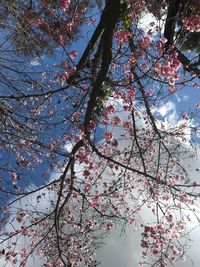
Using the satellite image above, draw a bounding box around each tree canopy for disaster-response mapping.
[0,0,200,266]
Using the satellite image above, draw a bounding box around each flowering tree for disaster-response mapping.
[0,0,200,266]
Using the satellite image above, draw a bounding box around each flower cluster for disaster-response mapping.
[115,30,131,44]
[182,15,200,32]
[60,0,71,11]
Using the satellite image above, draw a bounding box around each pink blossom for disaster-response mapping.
[111,116,122,125]
[115,30,131,43]
[104,131,113,140]
[107,220,114,230]
[83,169,90,177]
[128,86,135,100]
[85,184,91,192]
[10,172,17,180]
[66,21,75,33]
[57,35,65,46]
[16,211,27,223]
[88,17,96,25]
[139,37,150,49]
[72,111,81,121]
[165,214,173,223]
[60,0,71,11]
[111,139,119,147]
[182,15,200,32]
[104,104,115,115]
[69,50,78,59]
[60,71,69,85]
[124,121,132,129]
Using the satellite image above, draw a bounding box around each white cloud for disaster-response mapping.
[63,142,73,153]
[29,59,40,66]
[157,101,176,117]
[138,9,165,37]
[96,225,142,267]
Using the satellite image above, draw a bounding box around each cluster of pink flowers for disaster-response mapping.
[16,152,29,167]
[167,174,182,186]
[153,51,181,91]
[71,111,81,122]
[127,86,135,101]
[104,131,113,141]
[106,220,114,230]
[57,35,65,46]
[139,37,151,50]
[60,0,71,11]
[69,50,78,59]
[10,172,17,180]
[66,21,75,33]
[131,0,146,19]
[103,104,116,117]
[84,183,92,192]
[155,38,167,56]
[182,15,200,32]
[111,116,122,125]
[60,66,76,85]
[89,195,101,208]
[115,30,131,44]
[141,221,186,265]
[15,211,27,223]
